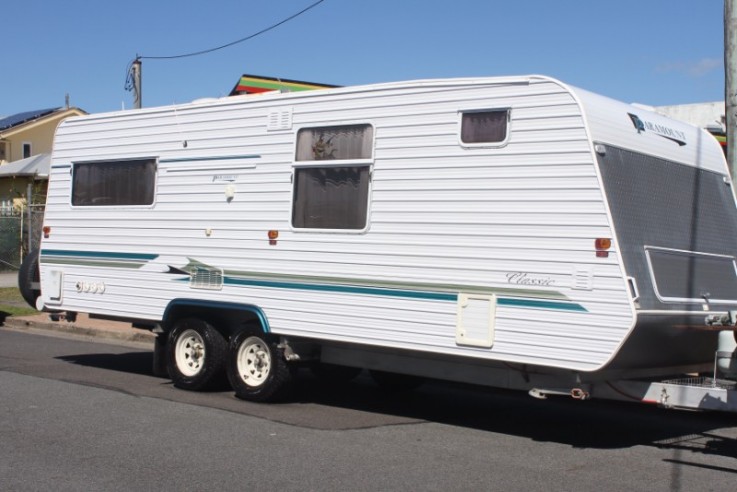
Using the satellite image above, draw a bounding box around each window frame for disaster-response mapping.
[290,122,375,233]
[645,246,737,304]
[70,157,158,208]
[458,108,511,148]
[22,142,32,159]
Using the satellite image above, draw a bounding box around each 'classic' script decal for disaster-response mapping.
[506,272,555,286]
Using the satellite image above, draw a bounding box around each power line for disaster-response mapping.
[140,0,326,60]
[125,1,326,107]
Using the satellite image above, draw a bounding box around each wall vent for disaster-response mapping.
[267,108,293,131]
[572,266,593,291]
[190,266,224,290]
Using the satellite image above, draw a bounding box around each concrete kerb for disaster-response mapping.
[2,312,156,346]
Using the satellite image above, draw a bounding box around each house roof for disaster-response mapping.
[0,108,60,131]
[0,153,50,179]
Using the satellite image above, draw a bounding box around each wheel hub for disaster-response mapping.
[238,337,271,387]
[175,329,206,377]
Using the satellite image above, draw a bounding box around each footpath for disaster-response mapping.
[3,312,156,344]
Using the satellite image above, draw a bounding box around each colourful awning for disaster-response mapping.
[229,74,338,96]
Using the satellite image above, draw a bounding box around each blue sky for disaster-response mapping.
[2,0,726,116]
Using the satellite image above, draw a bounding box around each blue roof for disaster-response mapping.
[0,108,60,131]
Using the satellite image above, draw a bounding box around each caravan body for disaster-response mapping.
[38,75,737,396]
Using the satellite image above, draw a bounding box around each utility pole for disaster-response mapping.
[726,0,737,180]
[131,57,142,109]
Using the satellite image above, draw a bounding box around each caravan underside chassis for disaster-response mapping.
[145,305,737,412]
[322,346,737,413]
[528,377,737,412]
[595,377,737,412]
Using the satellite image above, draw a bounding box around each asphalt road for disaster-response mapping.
[1,327,736,491]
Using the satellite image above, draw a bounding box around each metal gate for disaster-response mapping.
[0,188,45,272]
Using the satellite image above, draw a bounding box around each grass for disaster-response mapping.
[0,287,41,317]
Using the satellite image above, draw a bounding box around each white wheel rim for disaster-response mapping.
[236,337,271,388]
[175,329,205,377]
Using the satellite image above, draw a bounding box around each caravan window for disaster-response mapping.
[292,124,373,230]
[292,165,370,230]
[460,109,510,145]
[72,159,156,206]
[296,124,373,161]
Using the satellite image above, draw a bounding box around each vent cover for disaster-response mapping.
[267,108,293,131]
[190,266,224,290]
[572,266,593,291]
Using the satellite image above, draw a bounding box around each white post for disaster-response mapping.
[726,0,737,181]
[132,58,142,109]
[26,183,32,257]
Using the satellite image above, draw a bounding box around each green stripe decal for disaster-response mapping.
[41,250,158,261]
[40,250,159,269]
[220,276,587,312]
[498,297,587,312]
[37,250,587,312]
[225,276,457,302]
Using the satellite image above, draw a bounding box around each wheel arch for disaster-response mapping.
[162,299,270,339]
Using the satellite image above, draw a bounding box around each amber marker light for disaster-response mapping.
[43,226,51,238]
[268,230,279,245]
[595,238,611,258]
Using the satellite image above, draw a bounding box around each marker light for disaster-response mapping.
[43,226,51,238]
[595,238,611,258]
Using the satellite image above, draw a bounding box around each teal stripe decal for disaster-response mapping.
[40,250,158,261]
[51,164,72,169]
[159,155,260,163]
[225,276,457,302]
[498,297,588,312]
[221,276,587,312]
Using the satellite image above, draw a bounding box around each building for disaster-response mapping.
[656,101,726,155]
[0,107,86,165]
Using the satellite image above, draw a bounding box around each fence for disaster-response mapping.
[0,197,44,272]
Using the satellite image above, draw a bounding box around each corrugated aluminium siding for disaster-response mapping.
[43,77,633,371]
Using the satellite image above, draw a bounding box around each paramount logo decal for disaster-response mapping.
[628,113,687,146]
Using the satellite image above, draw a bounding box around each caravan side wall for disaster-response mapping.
[41,77,636,374]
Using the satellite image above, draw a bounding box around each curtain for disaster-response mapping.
[296,125,373,161]
[461,110,508,144]
[292,165,370,229]
[72,159,155,206]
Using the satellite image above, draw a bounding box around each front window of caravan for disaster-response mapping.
[292,124,373,230]
[72,159,156,206]
[460,109,510,145]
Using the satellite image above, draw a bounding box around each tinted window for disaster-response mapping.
[461,110,509,144]
[72,159,156,206]
[292,165,370,229]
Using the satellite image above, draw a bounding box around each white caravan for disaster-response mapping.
[25,75,737,409]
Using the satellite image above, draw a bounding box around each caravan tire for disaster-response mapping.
[227,331,293,402]
[18,249,41,309]
[167,318,227,391]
